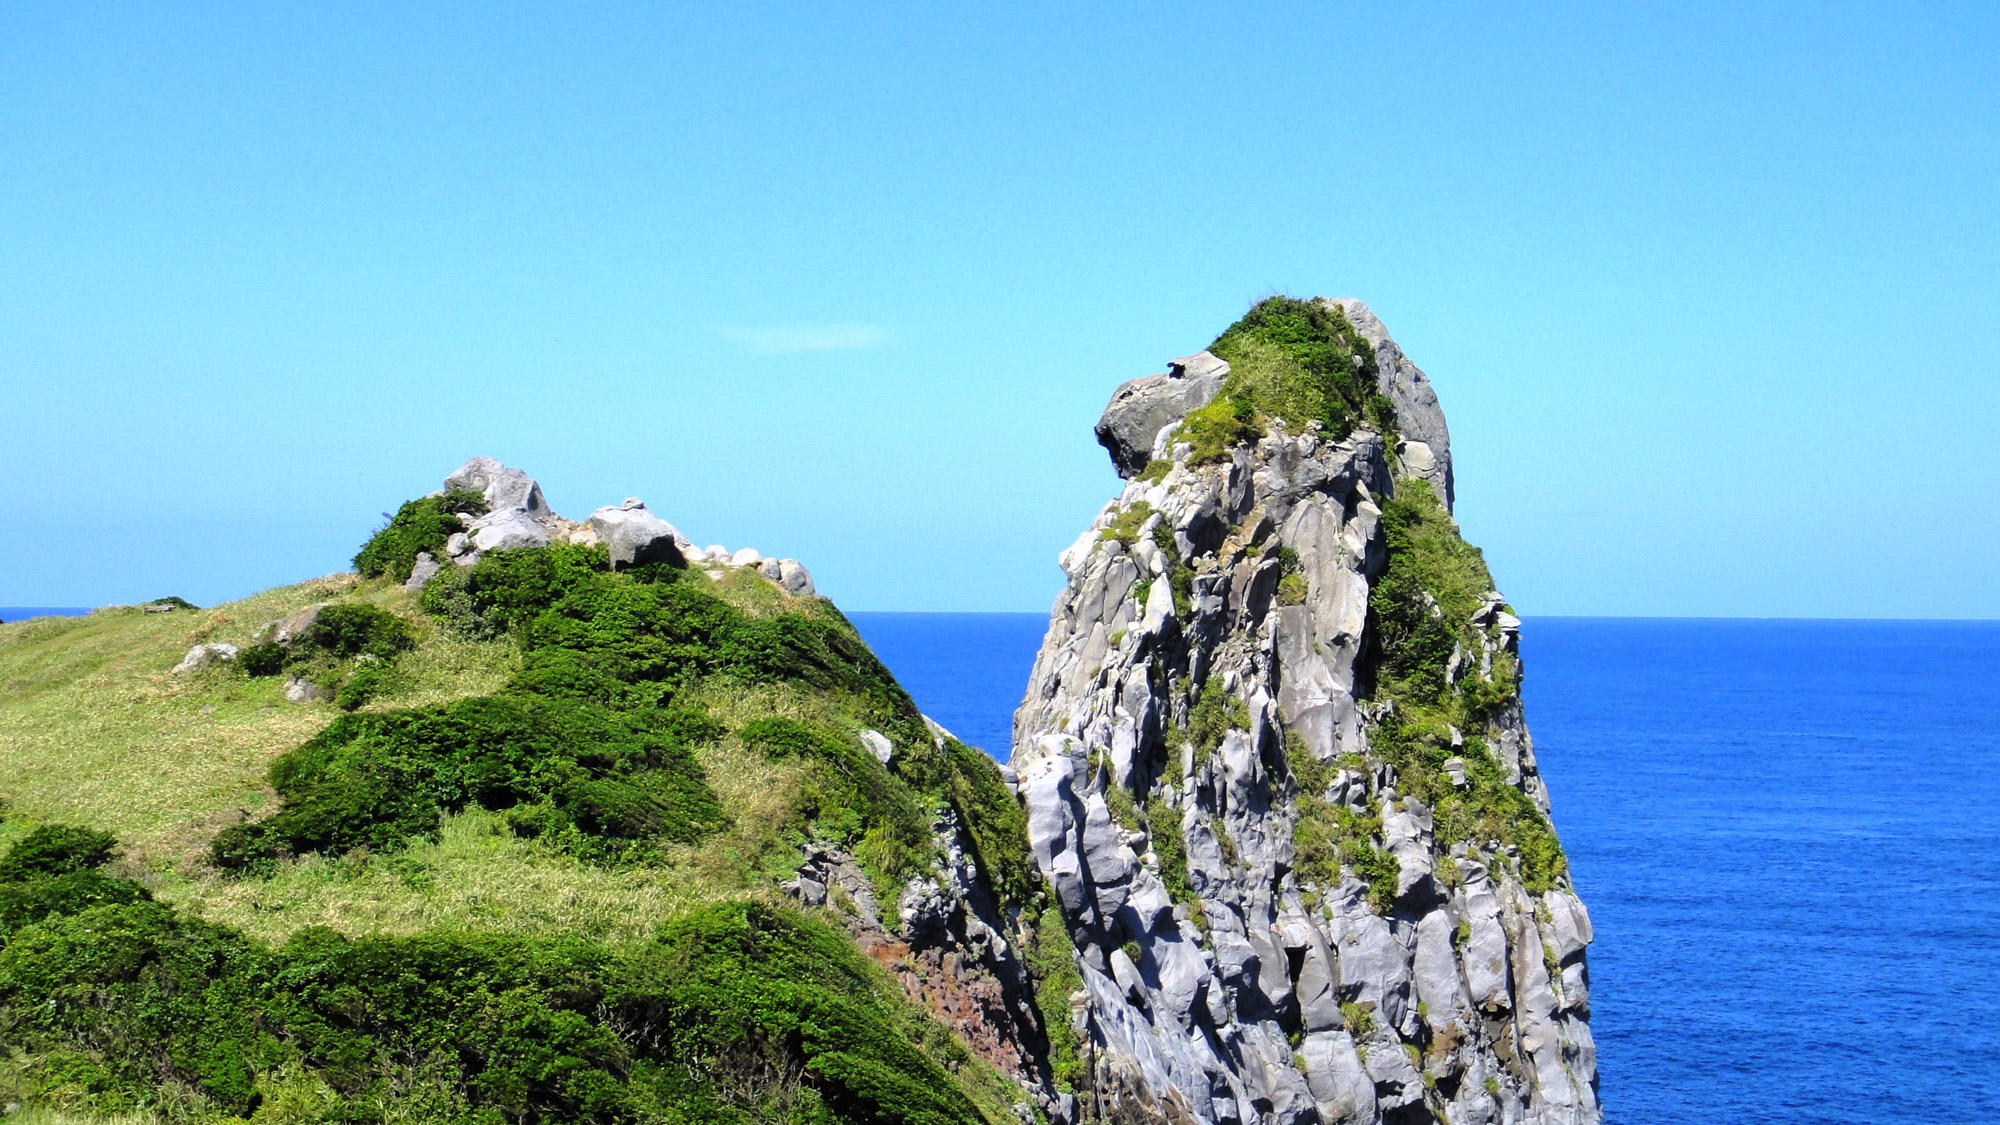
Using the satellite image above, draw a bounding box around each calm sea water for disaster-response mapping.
[0,607,92,624]
[851,613,2000,1124]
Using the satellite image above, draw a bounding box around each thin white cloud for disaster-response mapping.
[717,323,891,355]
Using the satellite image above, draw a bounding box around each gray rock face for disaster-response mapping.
[587,498,689,569]
[404,552,441,590]
[1323,298,1455,509]
[1014,302,1597,1125]
[1096,352,1231,478]
[172,643,238,673]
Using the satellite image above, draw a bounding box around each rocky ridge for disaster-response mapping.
[1015,299,1598,1125]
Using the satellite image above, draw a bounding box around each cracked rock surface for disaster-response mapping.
[1013,299,1598,1125]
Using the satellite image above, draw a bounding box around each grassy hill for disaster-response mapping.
[0,513,1048,1124]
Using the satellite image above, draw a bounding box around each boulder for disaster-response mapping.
[469,509,551,554]
[778,559,815,597]
[730,547,762,567]
[1094,351,1230,477]
[859,729,894,765]
[268,603,326,645]
[404,552,441,590]
[172,643,238,673]
[587,499,688,569]
[283,676,328,704]
[446,456,554,520]
[758,558,784,582]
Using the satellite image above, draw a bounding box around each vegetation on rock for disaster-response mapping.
[1189,296,1395,457]
[352,488,489,581]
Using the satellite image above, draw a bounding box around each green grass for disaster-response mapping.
[0,493,1051,1124]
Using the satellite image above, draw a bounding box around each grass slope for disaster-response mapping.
[0,516,1038,1124]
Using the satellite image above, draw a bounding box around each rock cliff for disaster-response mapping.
[1014,298,1597,1125]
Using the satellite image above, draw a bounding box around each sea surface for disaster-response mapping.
[851,613,2000,1124]
[0,607,92,624]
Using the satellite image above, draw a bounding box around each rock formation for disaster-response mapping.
[429,455,814,593]
[1014,299,1597,1125]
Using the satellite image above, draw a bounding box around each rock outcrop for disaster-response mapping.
[426,457,813,594]
[1014,299,1597,1125]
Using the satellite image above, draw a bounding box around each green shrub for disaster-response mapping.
[0,870,152,935]
[298,603,415,661]
[333,659,396,711]
[740,717,936,902]
[239,641,286,677]
[1178,394,1264,466]
[143,595,200,611]
[1136,459,1173,483]
[1146,796,1196,910]
[1026,906,1086,1093]
[0,824,119,879]
[352,489,488,581]
[211,693,725,870]
[1098,501,1156,546]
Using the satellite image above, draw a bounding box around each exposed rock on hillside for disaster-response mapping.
[1015,298,1597,1125]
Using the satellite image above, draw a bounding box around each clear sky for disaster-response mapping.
[3,2,1995,616]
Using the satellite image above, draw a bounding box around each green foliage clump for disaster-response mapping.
[1136,459,1173,483]
[1363,477,1567,893]
[0,825,118,880]
[210,693,725,871]
[1178,394,1265,466]
[1,839,1013,1125]
[1098,501,1156,546]
[352,489,488,581]
[297,603,416,661]
[1184,677,1247,767]
[1277,546,1307,606]
[1026,906,1086,1093]
[1340,1001,1376,1037]
[1146,796,1195,910]
[234,604,418,709]
[1286,733,1399,911]
[237,640,286,677]
[739,716,935,902]
[143,595,201,611]
[1207,296,1393,442]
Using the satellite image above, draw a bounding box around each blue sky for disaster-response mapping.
[3,2,1995,616]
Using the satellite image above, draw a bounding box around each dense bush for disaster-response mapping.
[297,603,416,661]
[210,693,725,870]
[238,641,286,677]
[1,830,1012,1125]
[0,824,118,879]
[352,488,488,581]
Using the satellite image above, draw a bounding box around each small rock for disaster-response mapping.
[283,676,328,704]
[860,730,894,765]
[200,704,216,716]
[1443,757,1468,787]
[704,544,728,560]
[445,532,472,558]
[404,552,441,590]
[172,643,239,673]
[270,603,326,645]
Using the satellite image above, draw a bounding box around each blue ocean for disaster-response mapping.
[850,613,2000,1124]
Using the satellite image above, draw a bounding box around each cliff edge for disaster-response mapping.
[1018,297,1597,1125]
